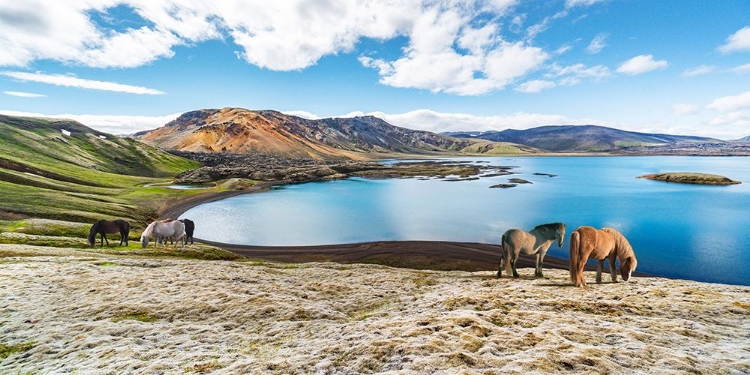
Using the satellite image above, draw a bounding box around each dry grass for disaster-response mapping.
[0,253,748,374]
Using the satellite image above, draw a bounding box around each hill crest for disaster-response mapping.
[137,108,533,159]
[443,125,721,152]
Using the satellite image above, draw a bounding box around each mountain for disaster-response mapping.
[136,108,534,159]
[443,125,720,152]
[0,114,198,221]
[734,136,750,142]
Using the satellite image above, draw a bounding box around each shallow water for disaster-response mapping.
[182,156,750,285]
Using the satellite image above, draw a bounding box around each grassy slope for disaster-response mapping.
[0,115,203,223]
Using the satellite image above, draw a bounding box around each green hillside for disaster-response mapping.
[0,115,202,223]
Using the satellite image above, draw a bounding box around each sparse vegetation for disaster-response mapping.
[0,341,35,359]
[111,309,159,323]
[638,172,741,185]
[0,115,201,222]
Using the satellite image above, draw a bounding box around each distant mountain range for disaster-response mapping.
[135,108,534,159]
[442,125,727,152]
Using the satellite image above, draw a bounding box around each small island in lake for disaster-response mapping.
[638,172,741,185]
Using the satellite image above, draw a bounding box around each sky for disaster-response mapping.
[1,0,749,139]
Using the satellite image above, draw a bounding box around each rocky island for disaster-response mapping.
[170,152,515,185]
[638,172,741,185]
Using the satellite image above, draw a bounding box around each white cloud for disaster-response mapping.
[616,54,668,75]
[282,110,321,120]
[516,62,609,93]
[3,91,45,98]
[672,103,700,116]
[718,26,750,53]
[681,65,715,77]
[336,108,608,133]
[516,80,556,93]
[0,1,563,96]
[0,110,180,134]
[1,71,165,95]
[730,63,750,74]
[586,33,608,54]
[706,91,750,112]
[565,0,606,8]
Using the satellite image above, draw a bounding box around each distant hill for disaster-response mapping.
[734,136,750,142]
[443,125,720,152]
[0,114,198,221]
[136,108,535,159]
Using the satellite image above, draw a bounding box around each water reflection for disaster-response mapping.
[183,156,750,285]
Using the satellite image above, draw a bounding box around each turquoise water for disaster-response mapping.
[182,156,750,285]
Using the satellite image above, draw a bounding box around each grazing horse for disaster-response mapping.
[140,220,186,249]
[88,219,130,247]
[179,218,195,244]
[569,226,638,287]
[498,222,566,278]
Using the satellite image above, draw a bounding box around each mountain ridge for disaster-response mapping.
[136,108,535,159]
[442,125,725,152]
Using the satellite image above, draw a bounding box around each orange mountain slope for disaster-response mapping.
[137,107,534,159]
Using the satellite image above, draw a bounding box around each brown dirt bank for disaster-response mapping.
[160,188,611,275]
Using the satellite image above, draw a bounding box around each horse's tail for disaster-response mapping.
[569,229,580,286]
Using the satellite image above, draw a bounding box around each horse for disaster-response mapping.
[569,226,638,287]
[88,219,130,247]
[498,222,566,278]
[179,218,195,244]
[140,219,186,249]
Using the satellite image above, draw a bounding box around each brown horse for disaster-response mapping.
[569,226,638,287]
[498,222,566,278]
[88,219,130,247]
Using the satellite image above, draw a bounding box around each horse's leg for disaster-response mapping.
[536,250,548,277]
[609,252,618,283]
[535,253,542,277]
[596,260,604,284]
[511,251,520,278]
[496,247,505,278]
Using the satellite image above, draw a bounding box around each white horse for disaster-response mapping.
[498,222,566,278]
[141,220,186,249]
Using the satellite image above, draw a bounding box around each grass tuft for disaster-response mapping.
[0,341,35,359]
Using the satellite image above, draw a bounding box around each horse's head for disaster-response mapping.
[620,256,637,282]
[556,223,566,247]
[140,235,149,248]
[88,223,98,247]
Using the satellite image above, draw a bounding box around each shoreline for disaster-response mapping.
[160,184,610,275]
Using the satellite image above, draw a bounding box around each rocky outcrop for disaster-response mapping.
[171,152,513,185]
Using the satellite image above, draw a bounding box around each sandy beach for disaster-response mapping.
[1,249,748,374]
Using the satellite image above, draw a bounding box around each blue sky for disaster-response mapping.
[1,0,749,139]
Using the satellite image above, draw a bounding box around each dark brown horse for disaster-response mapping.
[179,218,195,244]
[88,219,130,247]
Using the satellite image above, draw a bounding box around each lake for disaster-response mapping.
[181,156,750,285]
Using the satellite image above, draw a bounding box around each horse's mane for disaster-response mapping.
[603,228,634,259]
[533,222,565,233]
[141,221,157,238]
